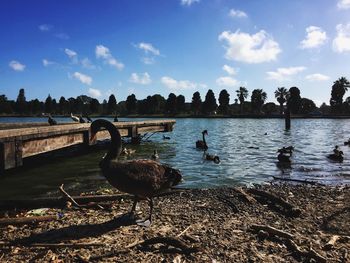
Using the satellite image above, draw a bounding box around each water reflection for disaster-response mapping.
[0,117,350,199]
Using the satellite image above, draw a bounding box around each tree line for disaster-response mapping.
[0,77,349,116]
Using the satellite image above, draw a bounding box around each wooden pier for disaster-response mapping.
[0,120,175,171]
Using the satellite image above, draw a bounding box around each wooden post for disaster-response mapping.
[0,140,23,172]
[285,109,291,130]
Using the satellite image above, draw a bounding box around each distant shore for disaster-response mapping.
[1,113,350,119]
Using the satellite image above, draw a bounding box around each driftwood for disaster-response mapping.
[0,215,60,226]
[250,224,294,239]
[272,176,319,185]
[247,188,301,217]
[232,188,256,203]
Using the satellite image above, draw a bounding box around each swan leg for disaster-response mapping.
[135,198,153,227]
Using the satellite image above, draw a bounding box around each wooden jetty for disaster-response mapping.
[0,120,175,172]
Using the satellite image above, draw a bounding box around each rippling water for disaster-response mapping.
[0,117,349,199]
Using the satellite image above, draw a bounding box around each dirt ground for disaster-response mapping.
[0,183,349,262]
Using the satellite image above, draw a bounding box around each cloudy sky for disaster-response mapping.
[1,0,350,105]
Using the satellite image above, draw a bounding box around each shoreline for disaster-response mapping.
[0,183,349,262]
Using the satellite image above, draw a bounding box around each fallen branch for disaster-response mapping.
[0,215,60,226]
[272,176,319,185]
[232,187,256,204]
[176,226,191,238]
[247,188,301,217]
[250,224,294,240]
[59,184,82,207]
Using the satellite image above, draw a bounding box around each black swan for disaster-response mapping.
[114,116,119,122]
[196,130,208,150]
[71,113,80,122]
[204,152,220,164]
[86,116,93,123]
[278,146,294,155]
[344,139,350,146]
[277,152,291,163]
[327,146,344,162]
[79,116,86,123]
[48,115,57,126]
[163,135,171,140]
[90,119,182,225]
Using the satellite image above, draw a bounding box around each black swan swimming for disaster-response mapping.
[196,130,208,150]
[90,119,182,225]
[327,146,344,162]
[277,152,291,163]
[278,146,294,156]
[163,135,171,140]
[203,152,220,164]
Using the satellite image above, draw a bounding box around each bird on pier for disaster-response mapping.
[114,116,119,122]
[90,119,182,226]
[86,116,93,123]
[48,115,57,126]
[71,113,80,122]
[196,130,208,150]
[327,145,344,162]
[79,116,86,123]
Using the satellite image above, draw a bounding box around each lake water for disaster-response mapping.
[0,117,350,199]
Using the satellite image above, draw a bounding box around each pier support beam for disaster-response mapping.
[0,140,23,171]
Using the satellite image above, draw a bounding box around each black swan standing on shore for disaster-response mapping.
[196,130,208,150]
[90,119,182,226]
[48,114,57,126]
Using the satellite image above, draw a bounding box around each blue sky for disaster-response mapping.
[1,0,350,106]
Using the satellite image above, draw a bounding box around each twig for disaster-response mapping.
[323,235,340,250]
[59,184,81,207]
[285,239,327,263]
[176,226,191,237]
[250,224,294,240]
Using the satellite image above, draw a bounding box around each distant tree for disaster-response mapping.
[102,99,108,115]
[202,89,217,114]
[319,103,329,115]
[58,96,67,115]
[191,91,202,115]
[150,94,166,114]
[330,77,350,114]
[107,94,117,114]
[300,98,316,114]
[126,94,137,114]
[236,87,248,114]
[251,89,267,113]
[287,86,302,114]
[15,88,27,114]
[90,98,100,114]
[274,87,289,114]
[44,94,53,113]
[176,95,186,113]
[0,95,13,113]
[262,102,278,115]
[165,93,177,115]
[218,89,230,114]
[234,98,238,104]
[28,99,42,114]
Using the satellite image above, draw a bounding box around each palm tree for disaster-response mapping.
[251,89,267,113]
[274,87,288,114]
[236,87,248,114]
[330,77,350,114]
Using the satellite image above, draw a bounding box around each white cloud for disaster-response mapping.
[95,45,124,70]
[216,76,240,87]
[42,59,56,67]
[338,0,350,9]
[38,24,53,32]
[219,30,281,63]
[266,66,306,81]
[229,9,247,18]
[305,73,330,81]
[9,60,26,71]
[54,33,69,40]
[181,0,200,6]
[88,88,102,98]
[129,72,152,85]
[141,57,155,65]
[222,65,237,75]
[64,48,77,58]
[161,76,205,90]
[300,26,327,49]
[136,42,160,56]
[73,72,92,85]
[332,23,350,53]
[81,58,96,69]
